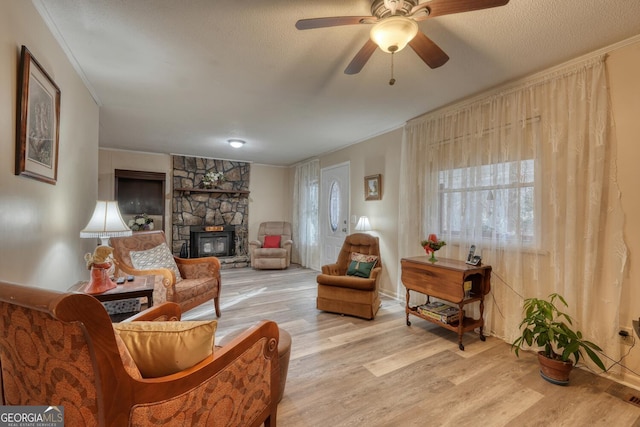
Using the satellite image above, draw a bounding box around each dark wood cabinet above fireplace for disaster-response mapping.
[115,169,166,231]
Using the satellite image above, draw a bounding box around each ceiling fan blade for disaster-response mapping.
[344,39,378,75]
[295,16,376,30]
[408,32,449,69]
[423,0,509,18]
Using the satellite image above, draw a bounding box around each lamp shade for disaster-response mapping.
[355,216,372,232]
[80,200,132,245]
[370,16,418,53]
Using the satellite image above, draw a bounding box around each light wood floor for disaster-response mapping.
[183,265,640,427]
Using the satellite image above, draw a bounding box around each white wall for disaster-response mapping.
[0,1,99,291]
[608,40,640,388]
[318,129,403,298]
[248,164,291,242]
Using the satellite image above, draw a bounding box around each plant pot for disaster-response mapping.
[537,351,573,385]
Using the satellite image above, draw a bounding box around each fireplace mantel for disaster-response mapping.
[174,187,250,196]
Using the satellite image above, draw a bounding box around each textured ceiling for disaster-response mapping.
[34,0,640,166]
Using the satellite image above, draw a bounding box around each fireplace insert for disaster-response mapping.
[190,225,236,258]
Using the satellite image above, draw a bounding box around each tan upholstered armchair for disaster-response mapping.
[249,222,293,269]
[0,281,279,427]
[110,230,221,316]
[316,233,382,320]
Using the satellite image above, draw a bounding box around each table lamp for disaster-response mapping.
[355,216,372,232]
[80,200,132,294]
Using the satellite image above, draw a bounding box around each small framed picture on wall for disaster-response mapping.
[364,174,382,201]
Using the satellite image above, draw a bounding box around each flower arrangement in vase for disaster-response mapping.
[128,213,154,231]
[421,234,446,262]
[201,171,225,189]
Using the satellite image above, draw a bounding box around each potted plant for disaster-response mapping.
[511,293,606,385]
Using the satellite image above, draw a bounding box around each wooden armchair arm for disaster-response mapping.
[124,302,182,322]
[174,256,219,267]
[112,259,175,288]
[127,320,280,427]
[174,256,221,280]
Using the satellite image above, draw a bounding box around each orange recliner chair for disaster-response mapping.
[316,233,382,320]
[0,281,280,427]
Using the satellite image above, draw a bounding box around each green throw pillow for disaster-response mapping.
[347,260,376,278]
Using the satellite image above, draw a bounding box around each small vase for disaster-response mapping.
[428,251,438,262]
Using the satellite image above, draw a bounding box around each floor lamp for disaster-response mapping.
[80,200,132,294]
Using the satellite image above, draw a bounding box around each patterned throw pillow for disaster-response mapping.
[346,252,379,278]
[130,242,183,283]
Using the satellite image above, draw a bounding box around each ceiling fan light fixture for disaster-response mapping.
[228,139,245,148]
[370,16,418,53]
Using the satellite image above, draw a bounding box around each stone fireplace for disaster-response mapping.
[172,156,250,268]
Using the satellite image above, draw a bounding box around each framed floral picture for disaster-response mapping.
[15,45,61,185]
[364,174,382,201]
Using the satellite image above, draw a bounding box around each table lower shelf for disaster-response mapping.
[106,303,149,323]
[406,306,485,350]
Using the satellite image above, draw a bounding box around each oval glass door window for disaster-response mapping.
[329,180,340,232]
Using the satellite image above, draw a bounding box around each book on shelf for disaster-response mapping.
[417,301,459,324]
[464,280,472,299]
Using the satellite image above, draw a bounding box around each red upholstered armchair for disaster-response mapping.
[316,233,382,320]
[0,281,280,427]
[110,230,221,316]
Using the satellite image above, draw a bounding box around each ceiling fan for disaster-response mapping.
[296,0,510,76]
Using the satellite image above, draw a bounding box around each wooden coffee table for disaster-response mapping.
[69,275,155,321]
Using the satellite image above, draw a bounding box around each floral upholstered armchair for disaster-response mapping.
[110,230,221,316]
[0,281,280,427]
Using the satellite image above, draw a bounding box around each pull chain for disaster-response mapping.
[389,51,396,85]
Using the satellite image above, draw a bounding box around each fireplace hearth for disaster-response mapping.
[190,225,236,258]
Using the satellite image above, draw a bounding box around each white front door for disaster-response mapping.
[320,162,350,267]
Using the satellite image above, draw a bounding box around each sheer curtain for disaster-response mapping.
[399,56,626,369]
[292,159,320,270]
